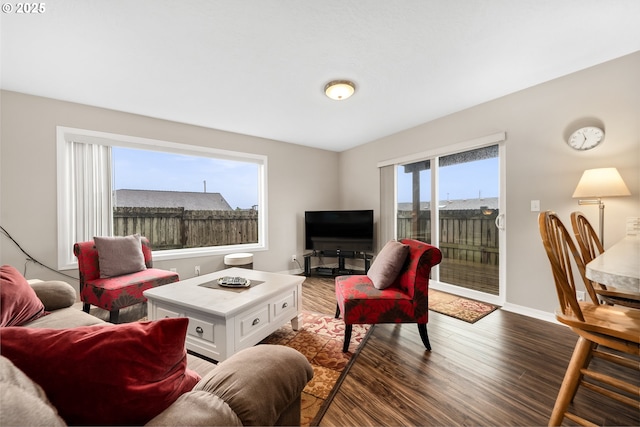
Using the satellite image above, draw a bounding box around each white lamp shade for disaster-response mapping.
[572,168,631,198]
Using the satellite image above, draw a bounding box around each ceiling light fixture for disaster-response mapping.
[324,80,356,101]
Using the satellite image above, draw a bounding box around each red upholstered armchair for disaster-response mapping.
[335,239,442,352]
[73,236,179,323]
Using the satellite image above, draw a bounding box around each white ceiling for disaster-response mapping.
[2,0,640,152]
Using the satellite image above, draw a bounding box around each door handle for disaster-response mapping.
[252,318,260,326]
[495,213,505,230]
[195,326,204,334]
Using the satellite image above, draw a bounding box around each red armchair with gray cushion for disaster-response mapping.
[73,234,179,323]
[335,239,442,352]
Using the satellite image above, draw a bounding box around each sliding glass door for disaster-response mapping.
[396,143,503,300]
[436,146,500,295]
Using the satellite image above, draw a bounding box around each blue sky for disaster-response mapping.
[112,147,259,209]
[397,157,499,203]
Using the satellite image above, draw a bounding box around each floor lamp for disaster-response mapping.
[572,167,631,246]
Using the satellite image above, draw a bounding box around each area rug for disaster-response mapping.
[260,311,372,427]
[428,289,499,323]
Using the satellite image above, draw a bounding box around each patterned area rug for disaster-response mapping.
[260,311,372,427]
[428,289,499,323]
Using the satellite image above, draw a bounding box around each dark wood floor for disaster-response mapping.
[302,276,639,426]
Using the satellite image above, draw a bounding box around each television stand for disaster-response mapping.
[303,250,372,277]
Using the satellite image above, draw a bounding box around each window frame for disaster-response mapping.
[56,126,268,270]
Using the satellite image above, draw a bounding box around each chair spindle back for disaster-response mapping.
[538,211,600,321]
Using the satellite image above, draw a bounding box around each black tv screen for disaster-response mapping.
[305,210,374,252]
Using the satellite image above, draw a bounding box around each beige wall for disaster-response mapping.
[0,91,339,284]
[338,52,640,316]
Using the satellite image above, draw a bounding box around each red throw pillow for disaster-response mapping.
[0,265,46,326]
[0,318,201,425]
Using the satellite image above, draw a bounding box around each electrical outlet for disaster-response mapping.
[291,254,297,262]
[195,265,200,276]
[576,291,585,302]
[170,268,177,273]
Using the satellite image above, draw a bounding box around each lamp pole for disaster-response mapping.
[578,198,605,245]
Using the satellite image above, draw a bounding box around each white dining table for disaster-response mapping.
[586,235,640,294]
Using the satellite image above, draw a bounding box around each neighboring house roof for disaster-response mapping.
[113,189,233,210]
[398,197,499,211]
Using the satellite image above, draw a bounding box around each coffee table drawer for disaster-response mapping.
[237,304,270,345]
[156,306,180,319]
[186,316,215,343]
[273,290,296,318]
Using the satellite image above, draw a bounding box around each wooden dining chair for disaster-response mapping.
[539,211,640,426]
[570,211,640,309]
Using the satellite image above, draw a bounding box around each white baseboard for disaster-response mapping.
[500,302,561,325]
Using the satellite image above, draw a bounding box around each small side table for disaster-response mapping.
[224,253,254,269]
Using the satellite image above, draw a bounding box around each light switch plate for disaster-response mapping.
[531,200,540,212]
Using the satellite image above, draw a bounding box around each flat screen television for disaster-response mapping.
[305,210,374,253]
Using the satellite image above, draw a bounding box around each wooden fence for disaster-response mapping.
[114,207,496,265]
[113,207,258,250]
[397,209,499,265]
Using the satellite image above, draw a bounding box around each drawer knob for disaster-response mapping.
[195,326,204,334]
[252,318,260,326]
[282,302,288,308]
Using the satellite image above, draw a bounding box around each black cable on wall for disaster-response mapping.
[0,225,77,281]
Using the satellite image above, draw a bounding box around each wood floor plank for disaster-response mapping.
[301,275,640,426]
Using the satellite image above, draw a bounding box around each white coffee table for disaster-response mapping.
[144,267,304,362]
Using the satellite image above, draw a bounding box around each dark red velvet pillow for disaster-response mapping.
[0,265,46,326]
[0,318,201,425]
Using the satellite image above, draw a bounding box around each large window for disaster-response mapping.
[57,127,267,270]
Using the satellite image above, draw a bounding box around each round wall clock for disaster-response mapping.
[567,126,604,151]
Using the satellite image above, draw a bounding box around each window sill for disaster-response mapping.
[152,243,266,261]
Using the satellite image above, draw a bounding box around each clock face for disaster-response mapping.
[568,126,604,151]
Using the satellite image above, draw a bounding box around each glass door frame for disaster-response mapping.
[380,132,506,306]
[431,142,506,306]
